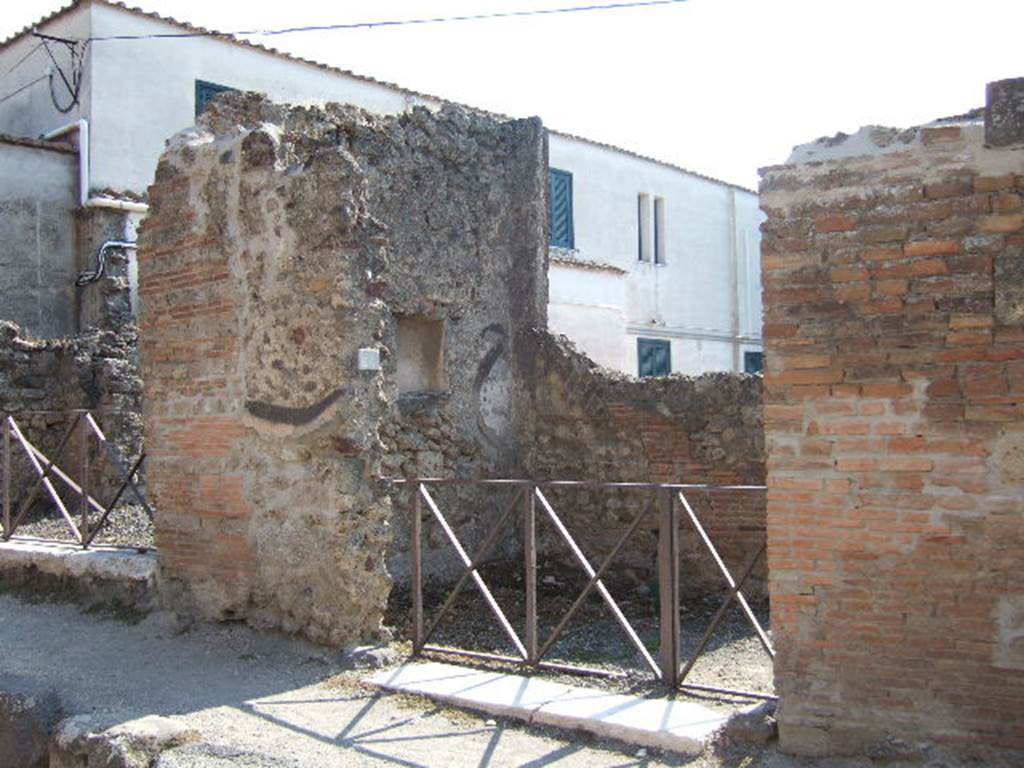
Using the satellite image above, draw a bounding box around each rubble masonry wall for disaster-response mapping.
[139,95,547,644]
[523,331,766,597]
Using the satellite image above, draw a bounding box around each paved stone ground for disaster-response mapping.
[0,592,996,767]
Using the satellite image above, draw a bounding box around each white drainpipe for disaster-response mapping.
[42,118,149,213]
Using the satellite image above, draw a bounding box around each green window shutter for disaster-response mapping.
[638,338,671,377]
[549,169,574,248]
[195,80,237,118]
[744,351,764,374]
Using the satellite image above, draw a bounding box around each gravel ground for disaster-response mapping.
[0,591,770,767]
[386,560,774,714]
[6,591,1018,767]
[7,502,154,549]
[12,503,770,710]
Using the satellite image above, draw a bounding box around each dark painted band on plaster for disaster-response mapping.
[474,323,507,389]
[475,323,508,451]
[245,387,345,425]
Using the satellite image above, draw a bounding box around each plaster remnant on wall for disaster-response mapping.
[995,244,1024,325]
[141,93,548,643]
[994,594,1024,670]
[996,434,1024,485]
[787,125,920,165]
[140,90,767,649]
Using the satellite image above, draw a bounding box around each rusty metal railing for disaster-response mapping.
[1,409,150,548]
[389,478,774,700]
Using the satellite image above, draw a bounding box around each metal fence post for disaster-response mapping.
[412,483,424,654]
[79,417,90,549]
[524,484,538,665]
[657,486,680,687]
[2,416,9,540]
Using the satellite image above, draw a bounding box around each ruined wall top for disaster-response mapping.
[773,78,1024,180]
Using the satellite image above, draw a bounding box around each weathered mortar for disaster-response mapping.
[0,320,143,510]
[140,94,547,643]
[522,331,766,596]
[760,88,1024,757]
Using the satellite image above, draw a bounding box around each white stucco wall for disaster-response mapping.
[87,3,437,193]
[547,134,764,375]
[0,3,437,194]
[547,260,628,370]
[0,140,79,336]
[0,8,92,140]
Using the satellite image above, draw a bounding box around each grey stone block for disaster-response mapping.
[0,676,63,768]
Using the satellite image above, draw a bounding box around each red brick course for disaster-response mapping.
[138,167,256,603]
[761,133,1024,756]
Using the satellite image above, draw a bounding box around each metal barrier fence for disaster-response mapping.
[1,409,149,548]
[391,478,774,700]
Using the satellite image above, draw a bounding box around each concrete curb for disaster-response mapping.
[0,538,157,611]
[367,661,728,755]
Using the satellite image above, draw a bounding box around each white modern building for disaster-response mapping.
[0,0,762,374]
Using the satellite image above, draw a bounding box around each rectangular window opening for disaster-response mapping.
[637,338,671,378]
[638,193,652,261]
[744,351,764,375]
[396,316,448,394]
[654,196,666,264]
[549,169,574,249]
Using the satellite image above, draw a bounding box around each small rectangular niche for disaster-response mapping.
[396,316,448,394]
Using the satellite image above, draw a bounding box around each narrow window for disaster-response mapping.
[637,338,671,377]
[195,79,236,117]
[396,316,448,394]
[637,194,652,261]
[549,169,574,249]
[744,351,764,374]
[654,197,666,264]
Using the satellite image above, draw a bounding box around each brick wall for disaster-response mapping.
[139,156,257,616]
[524,331,766,597]
[761,105,1024,755]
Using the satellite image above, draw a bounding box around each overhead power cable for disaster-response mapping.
[0,73,47,105]
[5,42,43,75]
[79,0,690,41]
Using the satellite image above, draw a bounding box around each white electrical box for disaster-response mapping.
[357,348,381,371]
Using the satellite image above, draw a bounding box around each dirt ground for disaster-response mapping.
[4,589,1011,768]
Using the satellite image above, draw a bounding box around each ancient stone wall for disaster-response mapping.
[522,331,766,596]
[760,82,1024,756]
[0,320,143,510]
[139,95,547,644]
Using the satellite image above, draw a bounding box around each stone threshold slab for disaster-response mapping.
[367,660,728,755]
[0,537,156,583]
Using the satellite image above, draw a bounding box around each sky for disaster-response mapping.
[2,0,1022,189]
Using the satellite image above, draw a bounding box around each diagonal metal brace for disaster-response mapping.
[418,487,525,651]
[678,492,773,658]
[535,495,657,665]
[534,487,661,679]
[678,542,767,684]
[419,484,528,660]
[6,415,83,543]
[84,413,153,519]
[82,452,146,548]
